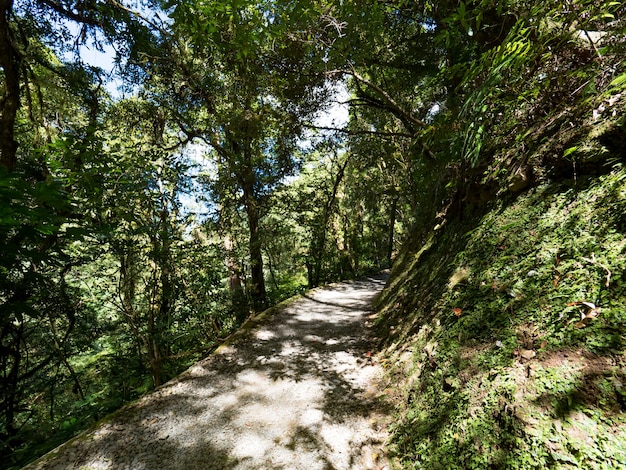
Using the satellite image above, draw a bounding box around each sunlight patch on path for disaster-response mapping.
[25,275,389,470]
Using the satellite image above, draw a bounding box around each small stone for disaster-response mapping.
[508,167,531,193]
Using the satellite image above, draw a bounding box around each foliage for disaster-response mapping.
[267,134,410,289]
[363,1,626,468]
[3,0,626,467]
[0,167,86,466]
[378,164,626,468]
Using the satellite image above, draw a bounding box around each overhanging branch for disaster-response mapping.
[305,123,436,161]
[305,123,414,139]
[327,68,427,130]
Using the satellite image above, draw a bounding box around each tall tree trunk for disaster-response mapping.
[307,155,349,288]
[147,335,163,388]
[265,247,279,291]
[221,205,247,322]
[244,183,267,312]
[240,142,267,313]
[0,0,20,172]
[150,205,172,388]
[308,223,326,288]
[387,195,398,267]
[218,130,267,315]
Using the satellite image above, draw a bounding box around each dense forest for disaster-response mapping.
[1,0,625,468]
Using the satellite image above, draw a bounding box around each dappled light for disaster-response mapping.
[24,276,389,469]
[3,0,626,468]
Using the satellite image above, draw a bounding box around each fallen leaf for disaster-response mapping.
[453,307,463,317]
[540,340,548,349]
[520,349,536,360]
[567,301,601,325]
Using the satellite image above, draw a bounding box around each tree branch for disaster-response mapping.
[305,123,414,139]
[38,0,169,37]
[327,68,427,130]
[305,124,436,160]
[38,0,101,26]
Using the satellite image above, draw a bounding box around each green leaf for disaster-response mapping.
[563,146,578,158]
[610,72,626,88]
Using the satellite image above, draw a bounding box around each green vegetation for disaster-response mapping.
[2,0,626,468]
[1,2,403,467]
[378,169,626,468]
[370,1,626,466]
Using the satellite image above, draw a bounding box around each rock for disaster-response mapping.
[508,166,532,193]
[520,349,537,360]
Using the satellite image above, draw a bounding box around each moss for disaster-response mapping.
[379,165,626,469]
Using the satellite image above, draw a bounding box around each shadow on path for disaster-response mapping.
[25,275,390,470]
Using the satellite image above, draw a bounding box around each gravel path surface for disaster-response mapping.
[25,275,390,470]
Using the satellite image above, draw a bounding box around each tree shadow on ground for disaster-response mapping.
[25,274,391,470]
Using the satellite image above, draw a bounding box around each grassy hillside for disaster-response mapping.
[376,110,626,467]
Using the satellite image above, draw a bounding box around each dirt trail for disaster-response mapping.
[25,275,390,470]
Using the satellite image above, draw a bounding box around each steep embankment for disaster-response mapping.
[376,98,626,468]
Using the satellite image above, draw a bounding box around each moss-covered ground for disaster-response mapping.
[376,165,626,469]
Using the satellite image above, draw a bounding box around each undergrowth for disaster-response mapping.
[377,166,626,469]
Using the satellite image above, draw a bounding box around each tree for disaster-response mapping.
[0,0,158,171]
[0,1,161,461]
[298,143,349,288]
[145,0,335,312]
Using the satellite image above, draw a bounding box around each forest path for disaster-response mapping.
[26,274,390,470]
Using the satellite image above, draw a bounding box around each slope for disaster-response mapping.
[374,80,626,470]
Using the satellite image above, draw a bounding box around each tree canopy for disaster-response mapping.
[2,0,626,467]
